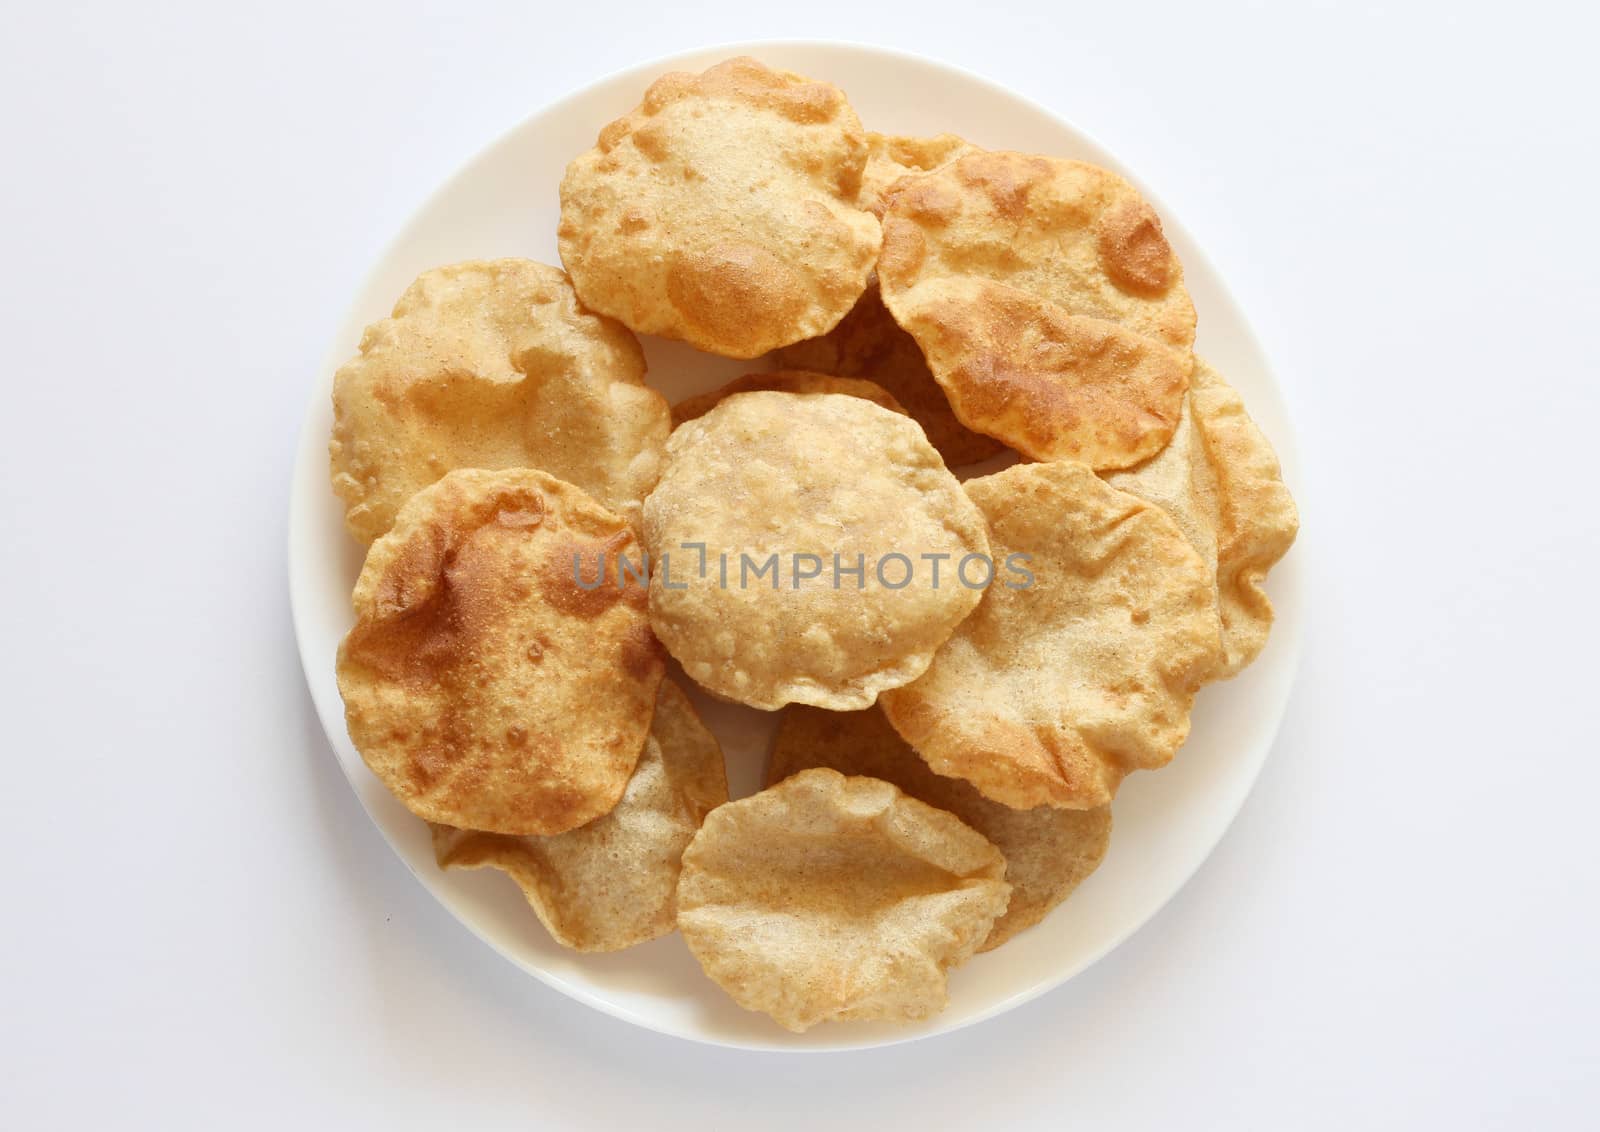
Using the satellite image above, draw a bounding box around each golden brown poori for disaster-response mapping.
[642,391,990,710]
[879,461,1224,810]
[768,706,1110,950]
[878,152,1195,468]
[558,57,881,358]
[676,768,1011,1031]
[329,258,668,543]
[337,468,664,836]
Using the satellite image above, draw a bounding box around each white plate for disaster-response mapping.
[288,41,1304,1051]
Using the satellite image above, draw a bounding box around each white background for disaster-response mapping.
[2,1,1596,1128]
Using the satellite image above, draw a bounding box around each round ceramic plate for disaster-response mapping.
[289,42,1304,1051]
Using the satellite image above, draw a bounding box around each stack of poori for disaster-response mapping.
[329,56,1298,1032]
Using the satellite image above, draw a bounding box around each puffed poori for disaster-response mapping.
[879,461,1223,810]
[676,768,1011,1031]
[337,468,664,835]
[768,706,1111,951]
[558,57,881,358]
[642,391,991,710]
[878,152,1195,468]
[329,258,668,543]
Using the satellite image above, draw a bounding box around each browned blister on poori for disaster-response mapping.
[558,57,881,358]
[879,461,1224,810]
[329,258,668,543]
[337,468,665,836]
[677,768,1011,1031]
[768,706,1110,951]
[877,152,1195,468]
[430,678,727,951]
[857,131,975,218]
